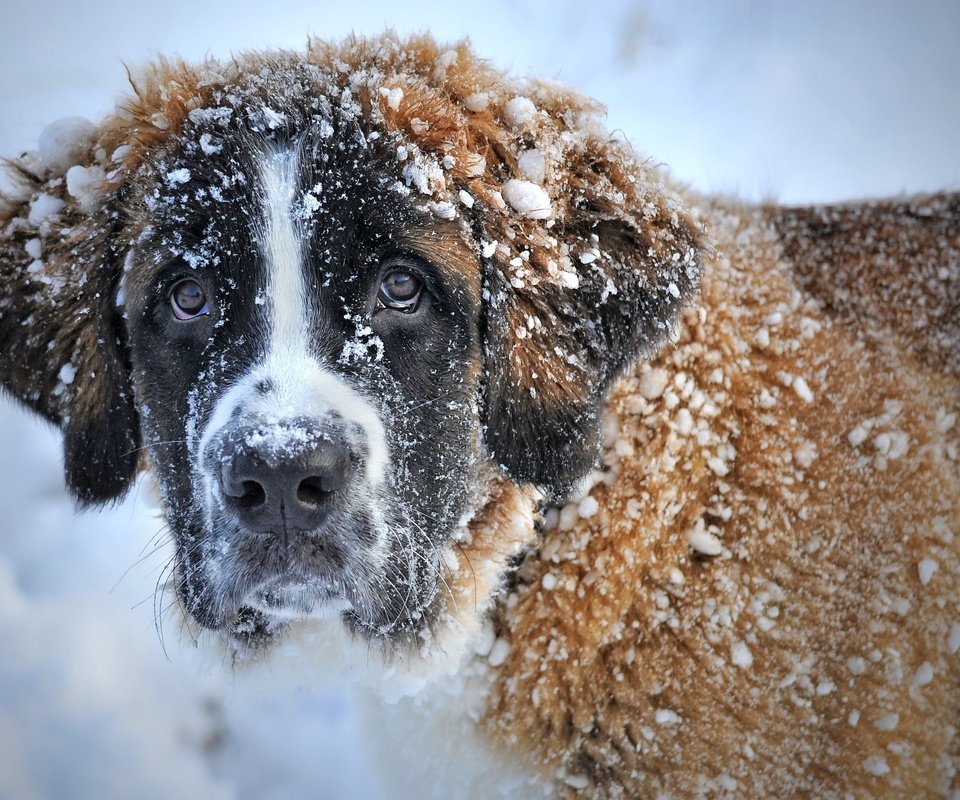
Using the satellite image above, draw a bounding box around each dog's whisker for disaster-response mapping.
[150,558,177,662]
[110,523,174,594]
[120,438,191,459]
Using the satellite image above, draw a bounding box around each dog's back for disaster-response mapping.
[482,194,960,798]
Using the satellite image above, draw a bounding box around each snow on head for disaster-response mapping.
[165,168,192,187]
[26,193,65,227]
[37,117,97,173]
[401,151,445,196]
[66,165,106,212]
[502,179,552,219]
[504,96,537,128]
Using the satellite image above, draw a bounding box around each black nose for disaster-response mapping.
[218,430,350,534]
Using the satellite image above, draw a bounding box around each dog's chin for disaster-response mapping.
[242,576,352,621]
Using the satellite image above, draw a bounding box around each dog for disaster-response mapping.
[1,32,957,798]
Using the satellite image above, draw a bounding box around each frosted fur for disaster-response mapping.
[0,32,957,800]
[484,195,960,798]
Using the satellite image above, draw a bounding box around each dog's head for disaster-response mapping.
[0,35,702,654]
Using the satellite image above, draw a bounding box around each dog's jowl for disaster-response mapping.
[0,34,957,799]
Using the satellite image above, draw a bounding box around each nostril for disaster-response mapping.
[296,476,333,508]
[237,480,267,509]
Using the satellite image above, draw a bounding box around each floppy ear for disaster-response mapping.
[0,156,140,505]
[471,107,704,496]
[290,35,705,497]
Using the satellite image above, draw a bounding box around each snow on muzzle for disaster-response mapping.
[209,415,354,535]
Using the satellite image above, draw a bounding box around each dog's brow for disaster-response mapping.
[403,226,482,300]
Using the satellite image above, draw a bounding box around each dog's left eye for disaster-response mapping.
[170,279,210,320]
[378,269,423,313]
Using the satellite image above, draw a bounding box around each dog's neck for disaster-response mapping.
[437,473,540,650]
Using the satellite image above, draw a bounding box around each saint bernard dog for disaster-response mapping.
[1,32,958,799]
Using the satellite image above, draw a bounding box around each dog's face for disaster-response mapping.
[126,111,486,638]
[0,38,702,654]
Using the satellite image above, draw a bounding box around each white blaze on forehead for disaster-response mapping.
[259,149,304,359]
[194,146,388,486]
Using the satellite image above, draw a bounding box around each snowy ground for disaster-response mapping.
[1,2,958,798]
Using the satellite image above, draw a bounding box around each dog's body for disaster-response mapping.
[1,34,957,798]
[482,194,960,798]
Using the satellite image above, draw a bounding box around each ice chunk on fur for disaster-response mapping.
[517,149,546,185]
[379,86,404,111]
[504,96,536,128]
[37,117,96,173]
[502,180,551,219]
[27,194,65,226]
[687,525,722,556]
[66,165,106,213]
[464,92,489,112]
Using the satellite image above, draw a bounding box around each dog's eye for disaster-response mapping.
[170,279,209,320]
[378,269,423,313]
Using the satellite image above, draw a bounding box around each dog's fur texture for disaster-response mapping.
[1,33,958,798]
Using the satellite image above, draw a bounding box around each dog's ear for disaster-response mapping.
[0,148,140,506]
[467,96,704,496]
[338,39,705,496]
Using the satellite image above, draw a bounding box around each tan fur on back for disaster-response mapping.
[485,198,960,798]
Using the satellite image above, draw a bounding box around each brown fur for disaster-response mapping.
[771,196,960,376]
[485,197,960,797]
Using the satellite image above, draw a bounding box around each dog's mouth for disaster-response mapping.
[176,523,443,649]
[222,527,365,624]
[172,447,452,646]
[241,572,351,620]
[174,511,367,632]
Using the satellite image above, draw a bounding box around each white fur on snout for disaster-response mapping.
[194,145,389,515]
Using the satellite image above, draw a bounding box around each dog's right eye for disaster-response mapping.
[170,279,209,320]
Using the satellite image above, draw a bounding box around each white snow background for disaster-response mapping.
[1,2,958,798]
